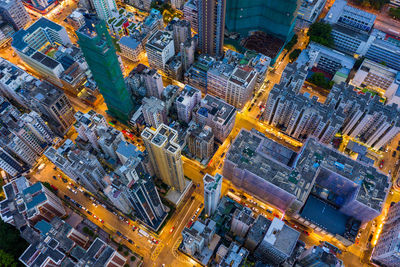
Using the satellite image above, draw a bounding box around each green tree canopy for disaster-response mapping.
[354,0,389,10]
[289,49,302,62]
[0,250,18,267]
[307,22,334,47]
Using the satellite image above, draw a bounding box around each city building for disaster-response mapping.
[296,42,356,83]
[0,177,66,227]
[365,29,400,71]
[12,17,73,86]
[203,173,222,216]
[225,0,300,41]
[264,82,345,144]
[351,59,400,105]
[372,201,400,267]
[0,59,75,135]
[323,0,376,56]
[216,243,249,267]
[172,0,186,9]
[112,156,167,229]
[197,0,226,57]
[45,140,107,193]
[74,110,108,151]
[127,0,153,11]
[187,123,214,162]
[141,124,185,192]
[207,61,235,100]
[19,217,90,266]
[244,215,271,251]
[231,208,254,238]
[183,0,198,33]
[0,0,30,31]
[165,54,183,81]
[92,0,118,21]
[180,37,196,72]
[297,0,326,24]
[254,218,300,265]
[145,30,175,71]
[125,64,164,99]
[115,140,142,165]
[192,94,236,142]
[142,96,167,129]
[21,0,58,13]
[77,15,135,122]
[224,129,390,241]
[0,147,26,176]
[226,66,257,109]
[167,18,192,53]
[126,173,167,230]
[66,9,87,30]
[119,36,143,62]
[97,126,125,161]
[107,8,136,39]
[161,84,180,114]
[297,245,344,267]
[181,219,218,265]
[185,54,216,93]
[176,85,202,123]
[71,237,127,266]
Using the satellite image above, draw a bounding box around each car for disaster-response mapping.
[248,107,252,111]
[87,210,92,215]
[92,202,98,207]
[187,221,193,228]
[112,211,118,216]
[191,215,196,221]
[72,189,78,194]
[128,239,134,244]
[101,204,107,208]
[64,195,71,200]
[78,188,84,193]
[393,151,397,157]
[303,230,310,236]
[152,239,158,244]
[256,114,261,119]
[221,152,225,157]
[99,219,104,223]
[93,215,98,219]
[379,160,384,169]
[218,164,222,169]
[67,185,72,191]
[132,226,137,231]
[200,171,205,175]
[52,175,57,180]
[266,209,272,214]
[397,145,400,151]
[125,220,130,224]
[200,203,203,208]
[116,231,122,236]
[62,178,68,183]
[170,226,175,233]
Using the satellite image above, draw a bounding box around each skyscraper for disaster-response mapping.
[92,0,118,21]
[197,0,226,58]
[225,0,300,42]
[141,124,185,192]
[0,0,30,31]
[372,201,400,267]
[77,15,135,122]
[203,173,222,216]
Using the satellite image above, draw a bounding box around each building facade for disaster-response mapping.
[203,173,222,216]
[141,124,185,192]
[77,15,135,122]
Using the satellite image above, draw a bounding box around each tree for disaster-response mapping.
[307,73,334,89]
[289,49,301,62]
[285,34,298,51]
[389,7,400,19]
[123,250,129,256]
[118,244,123,252]
[130,255,136,261]
[353,0,389,10]
[0,250,17,267]
[307,22,334,47]
[0,220,28,259]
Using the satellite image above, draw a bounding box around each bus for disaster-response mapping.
[138,229,150,238]
[227,192,241,203]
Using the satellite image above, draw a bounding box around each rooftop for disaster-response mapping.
[195,94,236,126]
[226,129,390,212]
[146,30,173,52]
